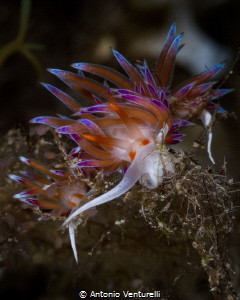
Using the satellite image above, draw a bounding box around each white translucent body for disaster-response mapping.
[140,151,174,189]
[62,125,174,262]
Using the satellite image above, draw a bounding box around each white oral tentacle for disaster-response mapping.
[201,109,215,164]
[61,144,155,228]
[69,222,78,263]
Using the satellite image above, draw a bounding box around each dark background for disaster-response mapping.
[1,0,240,178]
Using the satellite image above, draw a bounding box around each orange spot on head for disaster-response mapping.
[129,150,136,161]
[74,194,84,199]
[69,201,77,207]
[140,139,151,146]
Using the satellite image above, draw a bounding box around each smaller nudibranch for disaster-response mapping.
[9,156,91,262]
[9,156,89,214]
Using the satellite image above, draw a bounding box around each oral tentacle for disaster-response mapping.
[61,143,156,228]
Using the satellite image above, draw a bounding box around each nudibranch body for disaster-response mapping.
[9,22,231,261]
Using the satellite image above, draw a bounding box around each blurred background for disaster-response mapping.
[0,0,240,178]
[0,0,240,299]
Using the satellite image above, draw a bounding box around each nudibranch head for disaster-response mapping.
[140,148,174,190]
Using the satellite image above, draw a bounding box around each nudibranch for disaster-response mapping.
[10,22,231,261]
[9,156,91,262]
